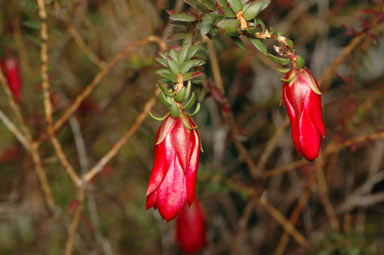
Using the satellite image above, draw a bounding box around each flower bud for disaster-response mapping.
[282,67,325,161]
[146,114,200,221]
[1,56,22,103]
[176,199,207,253]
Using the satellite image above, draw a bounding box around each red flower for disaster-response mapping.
[1,56,22,103]
[283,67,325,161]
[176,199,207,254]
[146,114,200,221]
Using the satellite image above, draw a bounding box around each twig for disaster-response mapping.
[275,185,313,255]
[65,188,85,255]
[257,130,384,179]
[0,110,29,149]
[83,88,159,183]
[231,198,257,255]
[35,36,165,143]
[36,0,81,186]
[203,36,225,93]
[314,155,339,231]
[319,21,384,91]
[255,118,290,172]
[259,197,309,247]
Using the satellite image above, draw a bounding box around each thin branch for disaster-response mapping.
[203,36,225,93]
[83,88,159,183]
[259,197,309,248]
[65,188,85,255]
[36,0,81,186]
[0,110,29,149]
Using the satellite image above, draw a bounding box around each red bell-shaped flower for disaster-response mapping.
[146,114,200,221]
[1,56,22,103]
[176,199,207,254]
[282,67,325,161]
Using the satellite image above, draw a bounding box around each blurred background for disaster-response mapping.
[0,0,384,254]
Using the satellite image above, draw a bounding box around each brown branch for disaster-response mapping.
[259,196,309,247]
[319,21,384,91]
[36,0,81,186]
[33,36,165,145]
[65,188,85,255]
[203,36,225,93]
[256,130,384,179]
[275,185,313,255]
[83,88,160,183]
[314,155,339,232]
[0,110,29,149]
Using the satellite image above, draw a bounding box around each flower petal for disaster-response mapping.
[171,118,194,173]
[146,135,175,196]
[283,84,301,156]
[299,111,321,161]
[186,129,200,205]
[306,91,325,138]
[156,154,187,221]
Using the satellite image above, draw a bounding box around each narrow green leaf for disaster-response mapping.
[158,51,168,60]
[182,92,197,110]
[268,53,290,66]
[250,38,267,55]
[185,0,207,13]
[170,101,180,117]
[242,1,264,21]
[167,33,189,41]
[157,82,176,96]
[286,39,294,50]
[255,18,266,33]
[158,92,173,107]
[223,7,236,18]
[187,102,201,117]
[22,20,41,29]
[202,0,216,10]
[227,0,243,14]
[167,57,180,74]
[186,44,203,60]
[185,80,192,100]
[175,87,187,102]
[169,13,197,22]
[156,69,178,82]
[183,72,204,81]
[149,112,169,122]
[217,19,240,36]
[200,12,219,35]
[295,55,305,70]
[232,37,245,49]
[180,59,205,74]
[277,68,291,74]
[169,49,179,63]
[155,57,168,67]
[178,34,192,64]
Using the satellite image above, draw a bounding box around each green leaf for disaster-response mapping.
[178,34,192,64]
[175,87,187,102]
[182,92,197,110]
[26,35,41,46]
[250,38,267,55]
[169,50,179,63]
[180,59,205,74]
[22,20,41,29]
[156,69,178,82]
[185,0,207,13]
[157,82,175,96]
[158,51,168,60]
[187,102,201,117]
[231,37,245,49]
[217,19,240,36]
[167,57,180,74]
[268,53,290,66]
[183,71,204,81]
[277,68,291,74]
[155,57,168,67]
[187,44,203,60]
[200,12,219,35]
[170,101,180,117]
[158,92,173,107]
[223,7,236,18]
[295,55,305,70]
[202,0,216,10]
[255,18,266,33]
[167,33,190,41]
[242,1,264,21]
[169,13,197,22]
[149,112,169,122]
[286,39,294,50]
[227,0,243,14]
